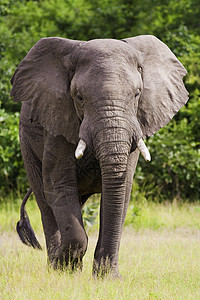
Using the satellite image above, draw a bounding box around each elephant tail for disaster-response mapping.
[16,188,42,250]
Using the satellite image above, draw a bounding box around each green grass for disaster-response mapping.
[125,201,200,231]
[1,195,200,233]
[1,228,200,299]
[0,198,200,299]
[0,195,43,233]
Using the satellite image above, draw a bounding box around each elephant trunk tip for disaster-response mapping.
[75,139,87,159]
[137,138,151,162]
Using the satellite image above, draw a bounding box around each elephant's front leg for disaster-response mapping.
[43,134,88,270]
[121,149,140,229]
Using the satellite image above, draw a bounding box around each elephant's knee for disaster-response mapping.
[65,224,88,258]
[53,224,88,269]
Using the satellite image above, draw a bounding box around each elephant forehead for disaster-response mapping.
[77,38,139,63]
[86,38,128,50]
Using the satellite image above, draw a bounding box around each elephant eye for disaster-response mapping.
[135,88,141,100]
[138,66,142,73]
[77,92,84,102]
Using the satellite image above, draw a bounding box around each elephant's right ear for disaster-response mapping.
[11,37,83,145]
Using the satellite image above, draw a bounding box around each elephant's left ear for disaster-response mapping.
[123,35,189,138]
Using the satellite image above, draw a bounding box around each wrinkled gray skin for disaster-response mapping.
[11,35,188,277]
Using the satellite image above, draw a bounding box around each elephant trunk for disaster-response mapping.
[92,128,131,271]
[99,151,128,250]
[75,100,151,162]
[75,112,150,273]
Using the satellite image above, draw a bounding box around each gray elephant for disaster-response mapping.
[11,35,188,277]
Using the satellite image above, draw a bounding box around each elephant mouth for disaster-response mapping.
[75,138,151,162]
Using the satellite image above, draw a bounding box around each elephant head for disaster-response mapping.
[11,36,188,158]
[11,35,188,275]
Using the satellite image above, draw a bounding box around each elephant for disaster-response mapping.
[11,35,188,277]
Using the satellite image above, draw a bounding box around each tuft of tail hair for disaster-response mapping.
[16,188,42,250]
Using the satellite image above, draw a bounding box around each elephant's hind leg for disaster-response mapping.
[20,132,60,263]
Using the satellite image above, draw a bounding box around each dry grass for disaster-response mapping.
[1,199,200,299]
[1,227,200,299]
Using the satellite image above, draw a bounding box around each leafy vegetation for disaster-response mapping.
[0,0,199,201]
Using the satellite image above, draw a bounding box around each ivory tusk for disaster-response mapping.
[75,139,86,159]
[137,138,151,162]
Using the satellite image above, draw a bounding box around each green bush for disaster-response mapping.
[136,118,200,201]
[0,106,27,197]
[0,0,199,201]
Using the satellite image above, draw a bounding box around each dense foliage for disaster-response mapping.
[0,0,199,201]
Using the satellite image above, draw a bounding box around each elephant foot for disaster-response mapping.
[92,256,121,279]
[47,228,88,272]
[50,254,83,272]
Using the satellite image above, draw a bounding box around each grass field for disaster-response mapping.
[0,199,200,299]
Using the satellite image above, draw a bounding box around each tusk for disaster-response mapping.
[137,138,151,162]
[75,139,86,159]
